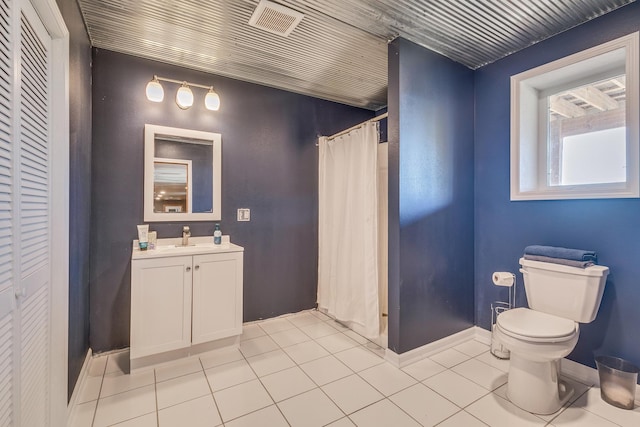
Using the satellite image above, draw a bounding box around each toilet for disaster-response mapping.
[494,257,609,415]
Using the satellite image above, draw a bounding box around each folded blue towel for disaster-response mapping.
[523,254,594,268]
[524,245,597,263]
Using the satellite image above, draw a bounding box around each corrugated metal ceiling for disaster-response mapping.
[77,0,635,110]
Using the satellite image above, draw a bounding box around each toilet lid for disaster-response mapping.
[497,308,576,339]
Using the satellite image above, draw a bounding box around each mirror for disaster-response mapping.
[144,124,221,221]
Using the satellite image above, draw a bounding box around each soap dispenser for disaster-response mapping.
[214,223,222,245]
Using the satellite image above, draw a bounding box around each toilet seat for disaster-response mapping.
[497,308,577,343]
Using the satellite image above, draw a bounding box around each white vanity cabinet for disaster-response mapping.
[131,255,193,359]
[130,238,243,369]
[192,252,243,344]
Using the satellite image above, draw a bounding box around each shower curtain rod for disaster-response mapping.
[324,112,388,141]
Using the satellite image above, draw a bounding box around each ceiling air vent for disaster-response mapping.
[248,0,304,37]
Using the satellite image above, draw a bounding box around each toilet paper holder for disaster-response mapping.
[490,272,516,359]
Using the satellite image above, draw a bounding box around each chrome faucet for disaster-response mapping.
[182,225,191,246]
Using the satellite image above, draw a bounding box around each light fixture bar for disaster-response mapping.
[154,75,214,91]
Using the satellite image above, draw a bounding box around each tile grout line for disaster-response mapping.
[339,346,438,423]
[242,313,364,425]
[94,361,159,426]
[270,314,379,426]
[536,385,590,424]
[301,362,351,425]
[90,355,157,426]
[387,391,435,426]
[449,362,508,393]
[98,372,157,401]
[399,355,448,382]
[390,366,473,413]
[154,366,213,411]
[357,373,448,423]
[417,349,509,408]
[90,355,109,427]
[198,356,225,427]
[271,313,428,424]
[235,334,292,427]
[434,409,490,427]
[153,368,159,427]
[548,384,627,427]
[419,371,492,411]
[151,349,250,391]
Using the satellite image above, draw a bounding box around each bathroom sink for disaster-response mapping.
[155,244,175,250]
[156,244,193,249]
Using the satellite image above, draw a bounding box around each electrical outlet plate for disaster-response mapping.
[237,208,250,221]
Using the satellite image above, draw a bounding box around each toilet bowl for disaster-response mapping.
[495,258,609,415]
[495,308,579,414]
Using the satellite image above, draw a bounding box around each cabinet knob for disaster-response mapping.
[195,265,200,270]
[186,266,191,272]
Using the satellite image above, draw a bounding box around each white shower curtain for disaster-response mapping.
[317,121,380,339]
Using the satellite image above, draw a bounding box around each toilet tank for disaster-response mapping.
[519,257,609,323]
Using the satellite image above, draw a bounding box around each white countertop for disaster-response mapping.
[132,235,244,260]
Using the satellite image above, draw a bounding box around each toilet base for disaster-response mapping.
[507,353,574,414]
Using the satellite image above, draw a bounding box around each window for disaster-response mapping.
[510,32,639,200]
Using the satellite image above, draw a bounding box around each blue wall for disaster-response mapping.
[90,50,373,353]
[475,2,640,369]
[55,0,92,399]
[388,38,475,354]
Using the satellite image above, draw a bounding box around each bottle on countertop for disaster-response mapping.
[214,223,222,245]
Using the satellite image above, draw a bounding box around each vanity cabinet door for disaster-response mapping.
[131,256,193,358]
[191,252,243,344]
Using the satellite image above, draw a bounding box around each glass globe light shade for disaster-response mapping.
[145,78,164,102]
[176,85,194,109]
[204,88,221,111]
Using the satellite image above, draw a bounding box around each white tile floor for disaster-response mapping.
[69,310,640,427]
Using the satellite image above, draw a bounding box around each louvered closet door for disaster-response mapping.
[0,0,15,424]
[0,0,57,425]
[18,1,52,426]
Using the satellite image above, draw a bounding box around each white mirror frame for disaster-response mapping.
[144,124,222,221]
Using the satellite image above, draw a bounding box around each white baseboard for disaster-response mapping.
[474,326,492,345]
[67,348,92,420]
[561,357,599,386]
[561,356,640,400]
[385,327,476,367]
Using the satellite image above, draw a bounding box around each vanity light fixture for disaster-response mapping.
[145,75,221,111]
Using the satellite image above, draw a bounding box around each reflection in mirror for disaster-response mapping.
[154,134,212,213]
[144,125,221,221]
[153,160,190,213]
